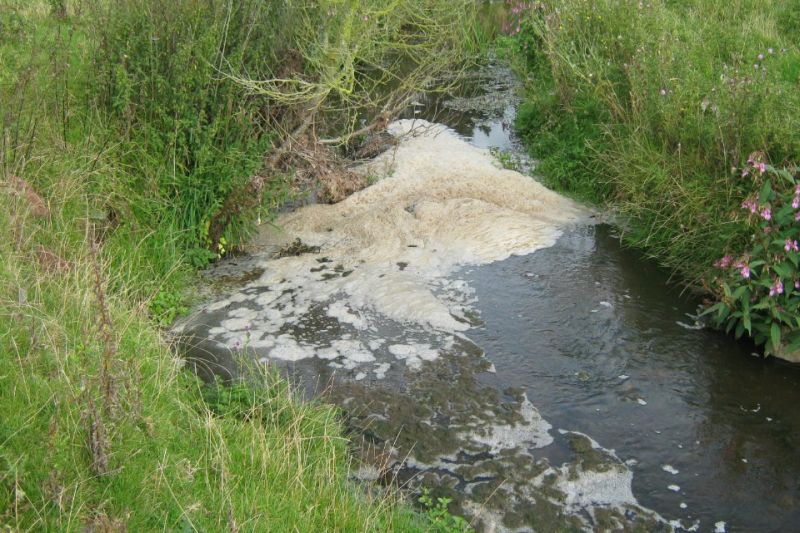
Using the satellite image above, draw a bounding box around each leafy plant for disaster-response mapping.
[418,488,473,533]
[148,288,189,326]
[704,156,800,355]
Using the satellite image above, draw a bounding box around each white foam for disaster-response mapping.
[194,120,584,373]
[662,464,679,475]
[326,300,367,330]
[470,395,553,452]
[556,466,636,510]
[268,335,316,361]
[220,317,251,331]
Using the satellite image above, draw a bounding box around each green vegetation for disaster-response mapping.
[702,163,800,355]
[1,0,477,529]
[417,488,474,533]
[504,0,800,351]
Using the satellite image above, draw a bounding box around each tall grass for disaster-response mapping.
[509,0,800,285]
[0,241,419,529]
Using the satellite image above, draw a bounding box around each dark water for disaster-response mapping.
[464,226,800,532]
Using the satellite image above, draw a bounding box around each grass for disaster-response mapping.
[0,103,424,533]
[505,0,800,288]
[1,1,476,530]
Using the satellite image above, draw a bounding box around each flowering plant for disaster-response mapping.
[705,155,800,356]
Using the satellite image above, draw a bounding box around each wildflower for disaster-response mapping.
[756,162,766,174]
[769,279,784,296]
[659,88,667,96]
[794,184,800,196]
[768,48,774,55]
[793,196,800,209]
[735,261,751,278]
[795,211,800,221]
[761,207,772,221]
[741,197,758,213]
[740,265,751,279]
[715,255,733,268]
[795,280,800,290]
[758,53,765,60]
[741,168,750,177]
[785,239,799,252]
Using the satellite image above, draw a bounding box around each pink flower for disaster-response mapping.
[795,211,800,221]
[715,255,733,268]
[760,207,772,220]
[770,279,784,296]
[741,198,757,213]
[785,239,799,252]
[792,196,800,209]
[740,264,751,279]
[795,280,800,290]
[757,162,766,174]
[741,168,750,177]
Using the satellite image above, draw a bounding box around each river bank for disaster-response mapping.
[0,2,476,530]
[504,0,800,356]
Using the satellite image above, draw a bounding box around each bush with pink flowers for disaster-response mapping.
[705,156,800,354]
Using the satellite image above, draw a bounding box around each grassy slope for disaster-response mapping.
[507,0,800,287]
[0,3,427,531]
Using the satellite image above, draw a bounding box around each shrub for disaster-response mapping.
[705,157,800,354]
[92,0,291,255]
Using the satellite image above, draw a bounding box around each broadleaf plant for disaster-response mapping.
[704,154,800,356]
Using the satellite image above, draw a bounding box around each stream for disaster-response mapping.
[175,62,800,532]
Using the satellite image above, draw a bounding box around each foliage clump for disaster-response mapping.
[705,158,800,355]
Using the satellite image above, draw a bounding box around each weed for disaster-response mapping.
[148,289,188,327]
[418,488,474,533]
